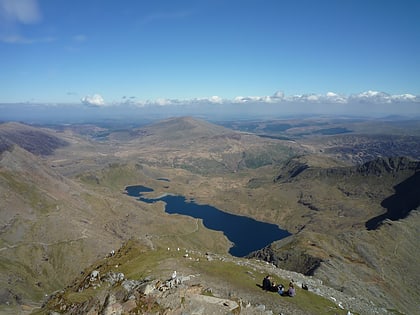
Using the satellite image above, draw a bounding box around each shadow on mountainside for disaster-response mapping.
[366,171,420,230]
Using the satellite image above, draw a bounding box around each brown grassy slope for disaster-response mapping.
[0,146,232,311]
[0,146,120,305]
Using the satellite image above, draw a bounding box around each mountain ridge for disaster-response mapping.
[275,156,420,183]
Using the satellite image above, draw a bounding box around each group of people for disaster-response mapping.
[262,275,296,297]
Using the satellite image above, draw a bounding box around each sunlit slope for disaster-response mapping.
[0,146,232,310]
[0,146,118,305]
[115,116,302,174]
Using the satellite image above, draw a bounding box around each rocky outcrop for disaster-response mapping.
[355,156,420,175]
[37,241,388,315]
[41,269,263,315]
[274,158,309,182]
[275,156,420,183]
[247,243,322,276]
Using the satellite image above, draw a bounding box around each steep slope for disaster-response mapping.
[316,210,420,315]
[0,146,111,307]
[34,238,383,315]
[248,156,420,314]
[0,146,235,314]
[0,122,68,155]
[0,146,161,312]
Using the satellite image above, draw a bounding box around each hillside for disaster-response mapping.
[48,116,303,176]
[248,156,420,314]
[0,122,68,155]
[138,116,234,141]
[34,238,381,315]
[0,146,124,309]
[0,117,419,314]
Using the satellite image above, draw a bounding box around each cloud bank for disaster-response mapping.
[111,90,419,107]
[2,90,419,123]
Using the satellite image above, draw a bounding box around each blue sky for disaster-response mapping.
[1,0,420,106]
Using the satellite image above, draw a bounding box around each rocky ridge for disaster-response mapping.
[275,156,420,183]
[36,239,386,315]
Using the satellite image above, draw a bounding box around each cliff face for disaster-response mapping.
[355,156,420,175]
[275,156,420,183]
[274,156,420,229]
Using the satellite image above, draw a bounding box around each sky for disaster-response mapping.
[0,0,420,118]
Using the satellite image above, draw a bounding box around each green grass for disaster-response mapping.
[32,238,355,315]
[191,259,348,315]
[1,171,58,214]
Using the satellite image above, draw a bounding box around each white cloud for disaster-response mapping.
[306,94,320,102]
[153,98,173,106]
[391,93,418,102]
[108,90,419,108]
[233,95,268,103]
[207,96,223,104]
[325,92,347,103]
[81,94,105,107]
[231,91,419,105]
[0,0,41,24]
[349,91,393,103]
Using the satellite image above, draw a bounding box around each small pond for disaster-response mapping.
[125,185,290,257]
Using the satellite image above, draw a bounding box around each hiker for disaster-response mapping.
[270,279,278,292]
[262,275,272,291]
[277,284,285,295]
[287,282,296,297]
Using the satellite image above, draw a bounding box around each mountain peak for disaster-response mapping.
[140,116,234,141]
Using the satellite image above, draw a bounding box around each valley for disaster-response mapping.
[0,116,419,314]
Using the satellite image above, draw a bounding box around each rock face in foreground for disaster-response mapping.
[35,239,385,315]
[44,270,242,315]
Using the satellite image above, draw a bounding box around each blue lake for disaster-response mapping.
[125,185,291,257]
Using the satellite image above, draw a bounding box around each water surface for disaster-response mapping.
[125,185,290,257]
